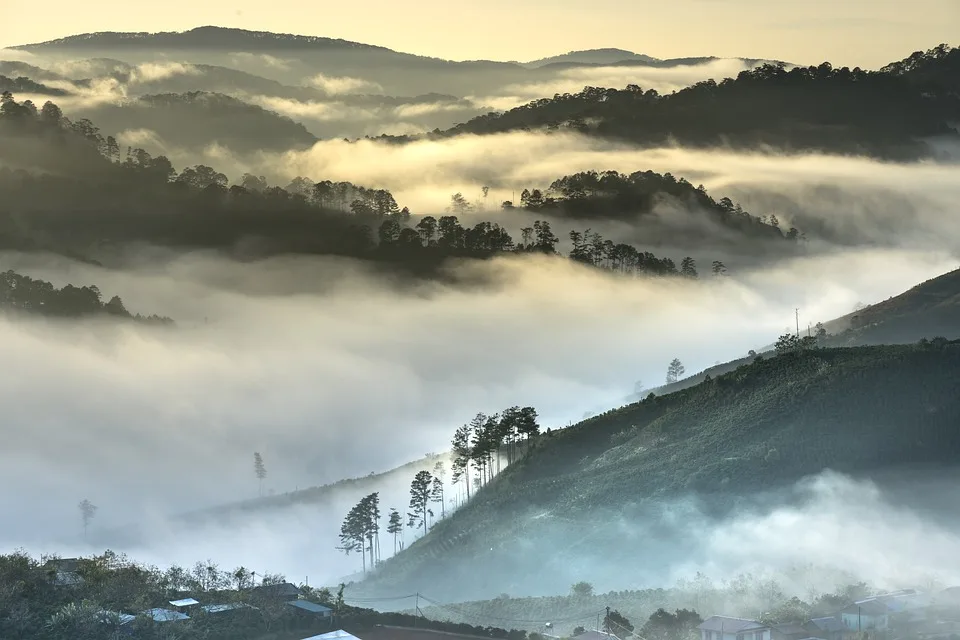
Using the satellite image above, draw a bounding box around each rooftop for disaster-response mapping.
[169,598,200,607]
[142,608,190,622]
[202,603,255,613]
[287,600,333,614]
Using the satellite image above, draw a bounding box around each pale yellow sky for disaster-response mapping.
[1,0,958,68]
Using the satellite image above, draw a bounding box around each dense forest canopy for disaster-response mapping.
[421,50,960,159]
[0,92,798,275]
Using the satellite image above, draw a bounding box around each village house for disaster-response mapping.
[699,616,772,640]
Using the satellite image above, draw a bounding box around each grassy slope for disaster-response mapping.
[356,342,960,599]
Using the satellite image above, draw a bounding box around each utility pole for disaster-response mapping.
[795,308,800,337]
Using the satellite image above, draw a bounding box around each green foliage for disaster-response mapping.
[640,608,702,640]
[603,609,634,638]
[571,582,594,598]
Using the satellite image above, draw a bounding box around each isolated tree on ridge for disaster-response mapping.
[666,358,685,384]
[254,452,267,497]
[78,499,97,540]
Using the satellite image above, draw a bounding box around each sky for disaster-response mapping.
[1,0,958,68]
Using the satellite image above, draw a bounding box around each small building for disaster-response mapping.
[202,602,257,615]
[141,608,190,623]
[287,600,334,618]
[169,598,200,615]
[699,616,771,640]
[252,582,302,600]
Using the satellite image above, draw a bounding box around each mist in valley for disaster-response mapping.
[4,23,960,632]
[0,238,954,592]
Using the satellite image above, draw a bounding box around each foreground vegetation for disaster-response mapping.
[0,550,535,640]
[357,339,960,599]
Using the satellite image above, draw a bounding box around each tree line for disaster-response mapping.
[0,269,172,323]
[2,92,794,276]
[433,52,960,159]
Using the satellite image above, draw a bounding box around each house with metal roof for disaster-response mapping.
[287,600,333,617]
[253,582,303,599]
[141,608,190,623]
[202,602,257,614]
[699,616,771,640]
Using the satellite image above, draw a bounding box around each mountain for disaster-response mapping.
[525,48,660,67]
[437,51,960,160]
[11,25,391,53]
[825,267,960,346]
[73,91,318,154]
[7,26,767,99]
[354,340,960,600]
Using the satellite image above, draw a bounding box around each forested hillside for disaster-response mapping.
[356,341,960,600]
[80,91,319,153]
[0,92,795,274]
[434,51,960,159]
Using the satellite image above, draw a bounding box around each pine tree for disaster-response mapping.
[408,470,433,535]
[253,452,267,497]
[666,358,685,384]
[387,508,403,554]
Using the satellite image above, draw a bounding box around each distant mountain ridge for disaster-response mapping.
[11,25,392,53]
[524,48,660,67]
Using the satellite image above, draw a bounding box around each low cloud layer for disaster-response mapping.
[0,244,953,587]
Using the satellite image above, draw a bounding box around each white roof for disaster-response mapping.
[142,608,189,622]
[169,598,200,607]
[302,630,362,640]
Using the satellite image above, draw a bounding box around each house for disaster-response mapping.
[201,602,257,615]
[288,600,334,620]
[840,600,889,631]
[253,582,303,600]
[141,608,190,623]
[42,557,85,587]
[699,616,771,640]
[302,630,362,640]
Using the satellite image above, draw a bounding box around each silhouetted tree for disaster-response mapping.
[254,452,267,496]
[78,499,97,540]
[666,358,685,384]
[408,470,433,535]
